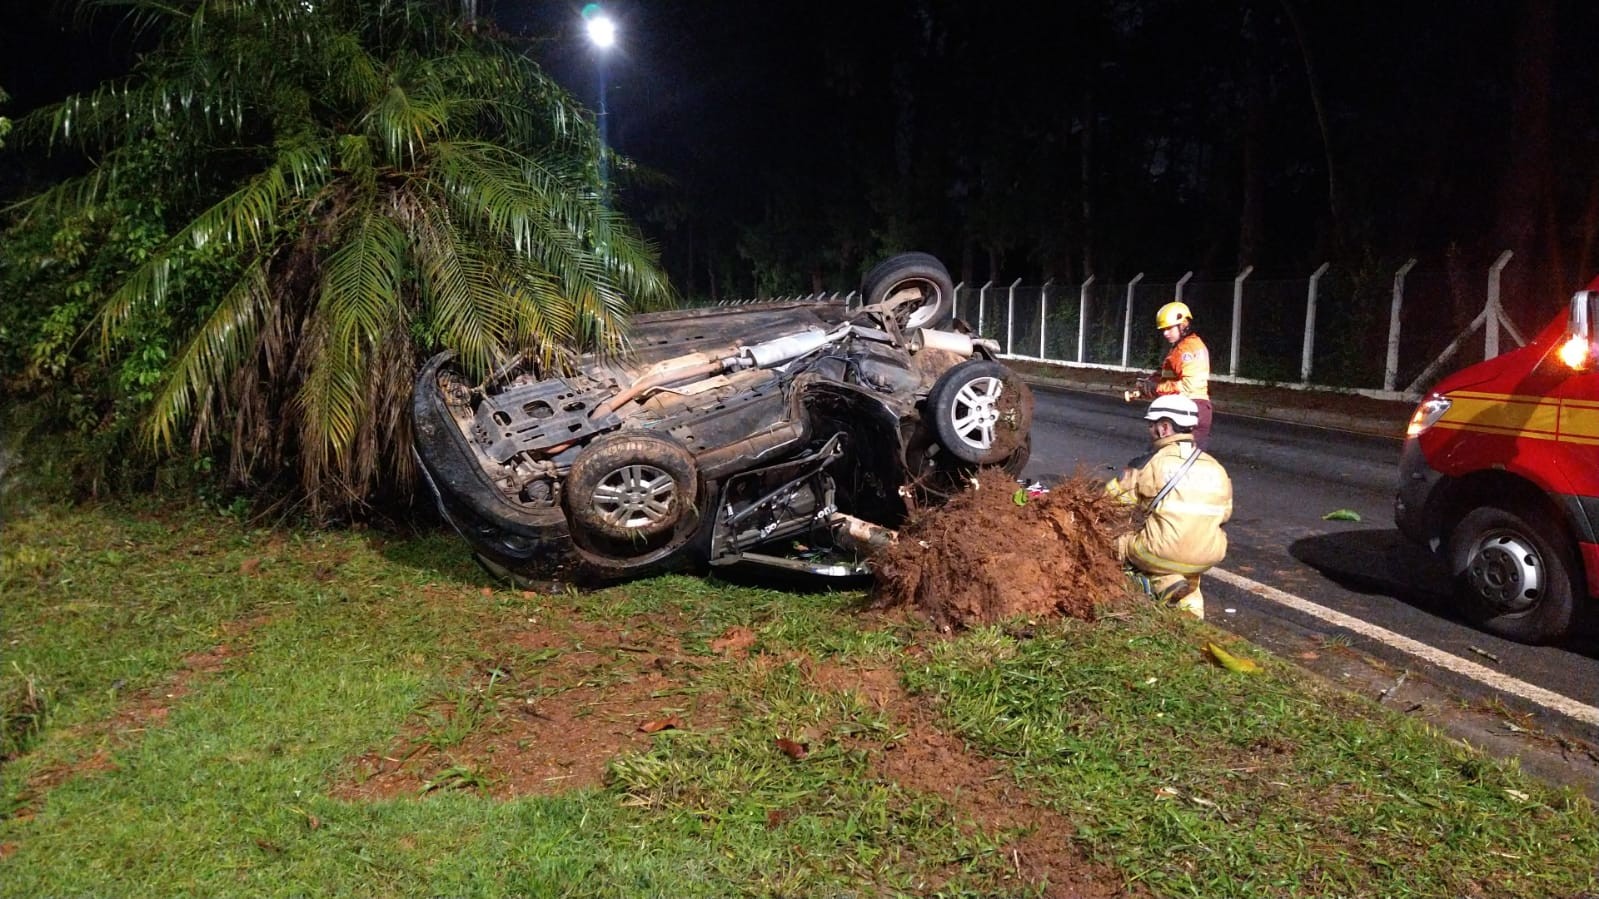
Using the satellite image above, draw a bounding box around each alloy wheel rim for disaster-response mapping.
[950,377,1005,449]
[592,464,677,529]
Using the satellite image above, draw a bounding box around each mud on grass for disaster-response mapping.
[326,589,1126,895]
[334,614,733,801]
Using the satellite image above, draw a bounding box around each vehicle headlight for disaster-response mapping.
[1405,394,1452,438]
[1558,333,1593,370]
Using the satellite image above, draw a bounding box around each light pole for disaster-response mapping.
[582,4,616,192]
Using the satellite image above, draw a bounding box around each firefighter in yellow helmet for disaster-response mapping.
[1105,395,1233,619]
[1148,301,1214,447]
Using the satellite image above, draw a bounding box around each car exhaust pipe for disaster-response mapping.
[829,512,898,554]
[590,353,726,419]
[738,325,846,369]
[907,328,974,356]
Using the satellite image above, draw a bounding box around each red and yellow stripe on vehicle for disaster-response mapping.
[1433,390,1599,446]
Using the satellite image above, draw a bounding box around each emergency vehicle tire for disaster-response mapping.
[1448,505,1577,645]
[861,252,955,331]
[927,360,1034,465]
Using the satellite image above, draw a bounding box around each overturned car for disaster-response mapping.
[411,253,1034,581]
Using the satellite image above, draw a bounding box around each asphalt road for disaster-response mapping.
[1022,383,1599,793]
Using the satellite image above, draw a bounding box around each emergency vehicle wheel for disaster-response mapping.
[1448,505,1577,645]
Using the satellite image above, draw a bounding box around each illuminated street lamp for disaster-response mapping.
[584,7,617,48]
[582,4,616,191]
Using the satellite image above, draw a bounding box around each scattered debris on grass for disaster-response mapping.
[1204,640,1262,674]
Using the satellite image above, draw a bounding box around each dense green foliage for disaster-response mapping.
[1,0,671,514]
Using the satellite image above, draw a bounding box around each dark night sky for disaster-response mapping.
[4,1,1597,299]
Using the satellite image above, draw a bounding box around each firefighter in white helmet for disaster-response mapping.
[1106,395,1233,618]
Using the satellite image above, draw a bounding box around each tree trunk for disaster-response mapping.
[1279,0,1340,236]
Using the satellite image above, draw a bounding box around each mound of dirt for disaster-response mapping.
[871,473,1131,631]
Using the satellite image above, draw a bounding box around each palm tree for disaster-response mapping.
[13,0,672,514]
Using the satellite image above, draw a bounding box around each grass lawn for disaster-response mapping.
[2,503,1595,897]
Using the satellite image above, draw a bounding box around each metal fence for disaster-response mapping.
[748,252,1539,401]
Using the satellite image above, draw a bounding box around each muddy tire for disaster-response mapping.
[566,432,699,542]
[861,252,955,331]
[1001,433,1033,478]
[925,360,1034,465]
[1447,505,1577,644]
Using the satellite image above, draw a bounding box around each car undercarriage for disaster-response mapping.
[411,253,1034,581]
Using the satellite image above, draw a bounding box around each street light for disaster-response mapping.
[581,4,616,192]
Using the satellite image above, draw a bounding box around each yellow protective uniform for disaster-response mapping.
[1107,433,1233,617]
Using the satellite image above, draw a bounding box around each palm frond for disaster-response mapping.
[141,260,273,452]
[322,30,387,109]
[406,193,514,375]
[430,139,674,350]
[97,140,333,345]
[364,65,451,167]
[426,48,593,149]
[292,319,366,486]
[318,206,407,362]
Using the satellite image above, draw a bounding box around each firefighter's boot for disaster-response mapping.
[1150,573,1204,620]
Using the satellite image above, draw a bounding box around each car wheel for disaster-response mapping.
[925,360,1034,465]
[566,432,699,542]
[861,252,955,331]
[1447,505,1577,644]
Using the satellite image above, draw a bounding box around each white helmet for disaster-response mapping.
[1145,395,1199,429]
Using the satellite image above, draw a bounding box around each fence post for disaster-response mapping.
[978,280,993,338]
[1385,258,1418,392]
[1230,265,1253,377]
[1175,271,1194,304]
[1486,250,1513,358]
[951,283,964,322]
[1040,279,1053,359]
[1302,262,1330,383]
[1006,277,1021,355]
[1121,273,1145,368]
[1078,276,1094,363]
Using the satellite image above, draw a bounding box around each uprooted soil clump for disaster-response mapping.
[871,473,1132,631]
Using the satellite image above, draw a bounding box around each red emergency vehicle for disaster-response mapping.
[1395,288,1599,644]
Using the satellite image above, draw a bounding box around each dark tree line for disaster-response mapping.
[582,0,1597,315]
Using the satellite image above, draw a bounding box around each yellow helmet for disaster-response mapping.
[1155,301,1192,330]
